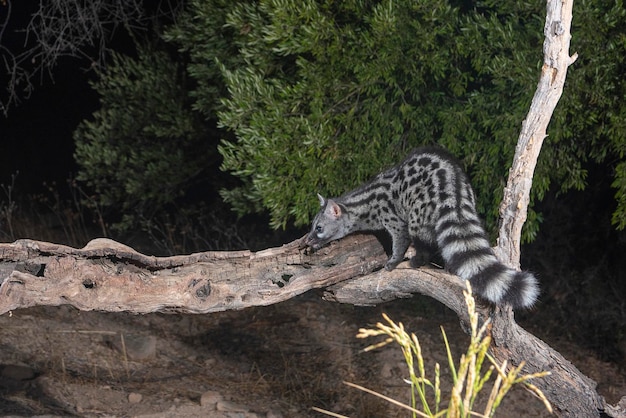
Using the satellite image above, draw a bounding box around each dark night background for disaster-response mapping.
[0,0,119,192]
[0,67,97,190]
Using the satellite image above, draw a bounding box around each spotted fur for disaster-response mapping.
[305,146,539,309]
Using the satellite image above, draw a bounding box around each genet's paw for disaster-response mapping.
[384,259,400,271]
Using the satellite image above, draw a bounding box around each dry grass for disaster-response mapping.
[315,284,553,418]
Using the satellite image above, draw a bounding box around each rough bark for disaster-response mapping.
[495,0,578,267]
[0,235,386,314]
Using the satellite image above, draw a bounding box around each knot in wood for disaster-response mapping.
[190,279,211,300]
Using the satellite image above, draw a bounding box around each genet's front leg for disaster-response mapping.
[384,227,411,271]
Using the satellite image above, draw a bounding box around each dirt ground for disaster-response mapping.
[0,292,624,417]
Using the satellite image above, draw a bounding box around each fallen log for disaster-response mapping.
[0,234,386,314]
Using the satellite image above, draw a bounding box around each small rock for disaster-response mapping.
[128,392,143,403]
[200,390,223,407]
[380,362,394,379]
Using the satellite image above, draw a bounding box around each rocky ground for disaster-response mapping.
[0,291,624,417]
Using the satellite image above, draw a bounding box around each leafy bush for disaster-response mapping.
[73,45,213,232]
[71,0,626,241]
[164,0,626,241]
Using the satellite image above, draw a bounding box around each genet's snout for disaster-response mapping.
[304,232,327,251]
[304,234,317,249]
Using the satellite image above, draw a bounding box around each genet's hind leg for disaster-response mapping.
[410,237,437,268]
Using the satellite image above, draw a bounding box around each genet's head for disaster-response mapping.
[305,194,348,250]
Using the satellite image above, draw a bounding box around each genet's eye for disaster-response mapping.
[315,225,323,234]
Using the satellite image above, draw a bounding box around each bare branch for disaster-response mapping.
[0,0,179,114]
[495,0,578,267]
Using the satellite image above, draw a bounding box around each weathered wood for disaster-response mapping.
[0,235,387,314]
[324,264,469,322]
[495,0,578,267]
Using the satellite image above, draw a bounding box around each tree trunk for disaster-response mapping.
[495,0,578,267]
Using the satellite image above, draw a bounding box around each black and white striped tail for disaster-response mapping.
[436,215,539,309]
[466,262,539,309]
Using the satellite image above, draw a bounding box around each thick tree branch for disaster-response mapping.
[0,235,386,314]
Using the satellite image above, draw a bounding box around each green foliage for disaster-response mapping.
[190,0,545,235]
[165,0,626,237]
[162,0,245,119]
[73,46,211,231]
[613,162,626,229]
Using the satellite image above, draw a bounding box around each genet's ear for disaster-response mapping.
[317,193,326,207]
[324,199,342,219]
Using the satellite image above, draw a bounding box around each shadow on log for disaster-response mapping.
[0,235,624,417]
